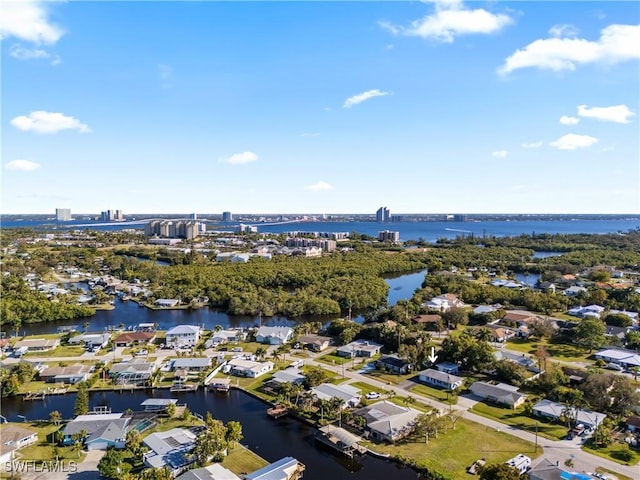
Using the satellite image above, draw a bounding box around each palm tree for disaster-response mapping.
[475,328,493,343]
[255,347,267,361]
[49,410,62,426]
[271,350,280,365]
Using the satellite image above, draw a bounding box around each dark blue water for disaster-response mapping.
[0,390,418,480]
[3,219,638,242]
[10,270,428,336]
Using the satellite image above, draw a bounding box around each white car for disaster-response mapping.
[365,392,381,400]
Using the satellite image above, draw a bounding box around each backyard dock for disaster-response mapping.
[24,387,68,401]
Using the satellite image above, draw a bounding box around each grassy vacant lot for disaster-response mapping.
[471,402,567,441]
[410,384,457,405]
[583,440,640,466]
[361,418,540,480]
[316,352,350,366]
[362,370,414,385]
[25,345,86,357]
[505,337,591,363]
[222,445,269,475]
[349,381,390,396]
[147,416,203,435]
[4,422,86,463]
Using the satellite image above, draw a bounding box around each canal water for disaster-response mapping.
[0,390,419,480]
[12,270,429,336]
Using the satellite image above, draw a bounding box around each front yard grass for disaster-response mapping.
[505,338,591,363]
[222,445,269,475]
[362,370,414,385]
[5,422,86,463]
[25,345,86,357]
[349,381,390,396]
[582,440,640,466]
[316,353,350,366]
[410,384,458,405]
[470,403,567,441]
[361,417,541,480]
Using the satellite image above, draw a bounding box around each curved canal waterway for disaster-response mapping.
[0,389,419,480]
[14,270,429,336]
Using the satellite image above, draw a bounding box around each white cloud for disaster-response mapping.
[549,133,598,150]
[379,0,512,43]
[499,24,640,74]
[218,151,259,165]
[0,0,64,44]
[549,24,579,38]
[158,64,173,88]
[491,150,508,159]
[521,141,542,149]
[343,89,390,108]
[577,104,635,124]
[5,159,41,171]
[560,115,580,125]
[10,111,91,134]
[305,181,334,192]
[10,43,49,59]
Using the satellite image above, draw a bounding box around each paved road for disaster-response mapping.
[302,350,640,479]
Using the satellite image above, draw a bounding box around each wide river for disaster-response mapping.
[11,270,429,336]
[0,389,419,480]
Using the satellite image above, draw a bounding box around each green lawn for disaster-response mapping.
[596,467,635,480]
[349,381,390,396]
[222,445,269,475]
[362,370,414,385]
[470,403,567,441]
[582,440,640,466]
[316,353,350,366]
[505,338,591,363]
[25,345,86,357]
[361,418,541,480]
[3,422,86,463]
[410,384,458,405]
[386,396,435,413]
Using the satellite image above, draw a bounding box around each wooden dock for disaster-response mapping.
[267,404,290,419]
[170,383,198,392]
[24,387,68,401]
[315,425,367,458]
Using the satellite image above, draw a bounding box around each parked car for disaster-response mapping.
[365,392,381,400]
[606,363,624,372]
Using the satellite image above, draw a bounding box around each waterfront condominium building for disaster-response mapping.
[376,206,390,223]
[222,211,233,221]
[378,230,400,242]
[55,208,72,221]
[145,220,202,240]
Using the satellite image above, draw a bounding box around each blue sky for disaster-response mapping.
[2,0,639,215]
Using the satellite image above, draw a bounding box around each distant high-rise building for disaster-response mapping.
[378,230,400,242]
[376,207,390,223]
[114,210,125,221]
[453,214,467,222]
[55,208,72,221]
[189,213,198,220]
[222,211,233,222]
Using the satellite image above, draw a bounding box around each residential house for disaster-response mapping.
[336,340,382,358]
[418,368,463,391]
[469,382,526,409]
[474,325,514,342]
[473,305,499,316]
[411,314,442,329]
[255,326,294,345]
[39,363,92,384]
[113,331,156,348]
[68,333,111,350]
[109,360,156,385]
[435,362,459,375]
[626,415,640,432]
[207,329,246,346]
[311,383,361,407]
[62,413,130,450]
[143,428,197,475]
[376,355,412,374]
[245,457,305,480]
[567,305,605,319]
[491,279,523,289]
[608,309,638,325]
[13,338,60,352]
[0,424,38,471]
[228,358,274,378]
[502,310,540,326]
[297,334,331,352]
[594,348,640,370]
[171,358,211,372]
[165,325,201,347]
[563,286,587,297]
[423,293,465,312]
[493,350,539,372]
[526,458,586,480]
[155,298,180,308]
[532,399,606,429]
[176,464,241,480]
[270,368,305,385]
[355,401,421,443]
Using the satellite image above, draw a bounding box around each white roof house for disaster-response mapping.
[143,428,196,474]
[270,368,305,385]
[533,399,606,429]
[594,348,640,368]
[172,358,211,371]
[355,401,421,442]
[311,383,361,407]
[255,326,294,345]
[423,293,465,312]
[165,325,201,346]
[336,339,383,358]
[470,382,526,409]
[418,368,464,391]
[245,457,304,480]
[176,464,241,480]
[228,358,274,378]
